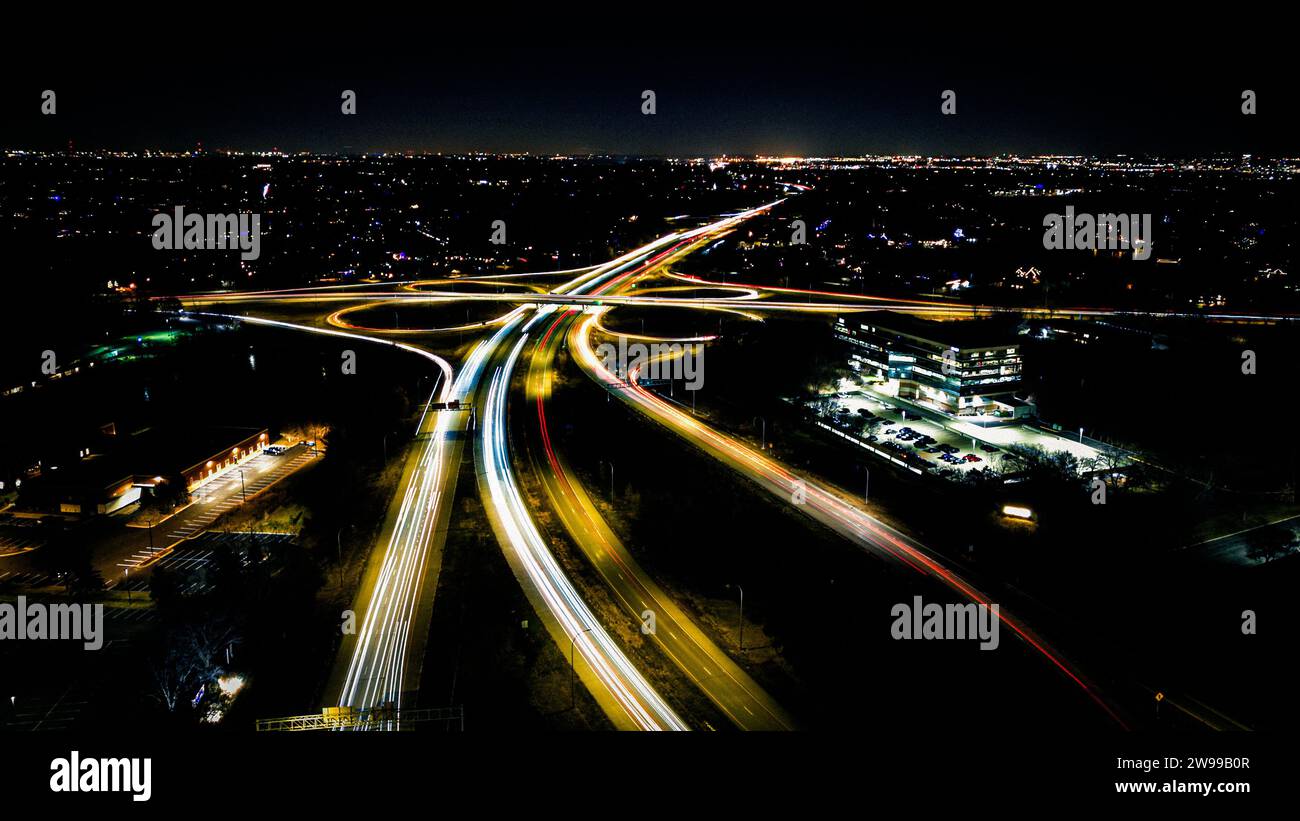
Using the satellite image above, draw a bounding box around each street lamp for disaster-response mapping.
[726,584,745,652]
[238,468,246,503]
[753,416,766,450]
[570,626,593,709]
[336,525,351,588]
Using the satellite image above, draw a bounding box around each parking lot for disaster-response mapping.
[113,443,316,578]
[0,442,318,591]
[0,514,46,557]
[818,397,1004,476]
[816,390,1107,479]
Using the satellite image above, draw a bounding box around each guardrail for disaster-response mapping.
[815,420,924,475]
[256,704,463,731]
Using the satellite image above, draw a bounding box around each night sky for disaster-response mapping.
[1,36,1293,157]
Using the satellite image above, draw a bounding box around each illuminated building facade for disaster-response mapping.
[834,311,1030,418]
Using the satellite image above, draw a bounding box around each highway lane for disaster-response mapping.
[477,323,687,730]
[466,208,784,730]
[332,329,495,715]
[509,208,797,730]
[192,313,470,718]
[524,304,796,730]
[178,263,600,300]
[569,310,1132,729]
[472,255,693,730]
[202,248,697,728]
[185,287,1300,326]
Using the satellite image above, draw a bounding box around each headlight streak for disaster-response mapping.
[195,204,791,731]
[479,329,688,731]
[531,305,795,730]
[466,206,785,729]
[458,231,734,730]
[191,312,473,723]
[338,322,506,720]
[571,299,1130,729]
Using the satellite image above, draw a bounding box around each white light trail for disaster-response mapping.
[479,330,688,731]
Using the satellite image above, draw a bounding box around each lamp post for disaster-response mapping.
[726,584,745,652]
[336,525,350,588]
[570,626,593,709]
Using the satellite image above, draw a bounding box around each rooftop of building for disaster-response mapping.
[30,453,133,492]
[837,310,1022,350]
[19,425,267,502]
[123,425,267,475]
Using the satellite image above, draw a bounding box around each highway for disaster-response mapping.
[200,243,724,729]
[464,207,790,730]
[524,315,796,730]
[472,245,695,730]
[182,203,1136,730]
[191,314,469,717]
[181,282,1300,327]
[568,285,1134,730]
[332,329,491,715]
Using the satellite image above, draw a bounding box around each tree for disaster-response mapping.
[150,642,199,714]
[1003,443,1081,485]
[1245,526,1297,564]
[182,619,239,684]
[150,620,239,715]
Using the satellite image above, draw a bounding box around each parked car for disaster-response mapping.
[964,454,983,463]
[980,444,1000,453]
